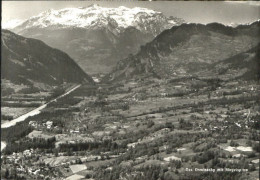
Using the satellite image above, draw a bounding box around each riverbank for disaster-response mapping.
[1,84,81,129]
[1,84,81,151]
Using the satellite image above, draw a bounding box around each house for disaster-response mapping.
[46,121,53,129]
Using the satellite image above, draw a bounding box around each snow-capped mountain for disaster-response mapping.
[9,4,185,74]
[13,4,184,36]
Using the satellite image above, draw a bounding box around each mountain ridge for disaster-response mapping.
[1,29,94,90]
[12,4,184,35]
[103,21,260,82]
[8,5,185,74]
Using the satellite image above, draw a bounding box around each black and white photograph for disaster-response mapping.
[1,1,260,179]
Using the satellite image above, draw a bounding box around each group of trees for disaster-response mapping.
[1,121,33,142]
[18,86,40,94]
[94,165,177,180]
[230,140,239,147]
[1,102,41,108]
[47,95,81,108]
[222,90,243,96]
[2,167,26,180]
[45,87,65,101]
[115,143,160,164]
[2,87,15,96]
[195,149,216,164]
[58,140,121,155]
[147,120,155,128]
[115,132,208,165]
[118,121,175,151]
[99,101,130,112]
[182,171,240,180]
[249,115,260,130]
[178,119,193,130]
[4,137,56,155]
[165,91,189,98]
[192,140,217,153]
[1,115,13,121]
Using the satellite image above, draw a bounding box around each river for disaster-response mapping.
[1,84,81,151]
[1,141,6,151]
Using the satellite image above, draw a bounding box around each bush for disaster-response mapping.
[247,152,256,158]
[18,86,40,94]
[2,87,15,96]
[147,120,155,128]
[252,143,259,153]
[230,140,239,147]
[165,122,174,130]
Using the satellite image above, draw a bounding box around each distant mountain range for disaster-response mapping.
[104,21,260,82]
[1,30,94,91]
[4,5,259,86]
[9,4,185,74]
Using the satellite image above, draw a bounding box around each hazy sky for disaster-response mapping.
[2,1,260,26]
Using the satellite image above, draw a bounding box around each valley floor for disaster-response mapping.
[1,76,259,180]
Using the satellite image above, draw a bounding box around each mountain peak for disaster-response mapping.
[8,6,185,74]
[11,6,185,35]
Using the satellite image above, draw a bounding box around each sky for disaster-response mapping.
[2,1,260,28]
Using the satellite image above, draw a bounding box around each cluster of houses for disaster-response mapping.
[29,120,53,129]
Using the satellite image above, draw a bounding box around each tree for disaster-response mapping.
[230,140,239,147]
[4,168,9,179]
[2,87,15,96]
[165,122,174,130]
[207,92,211,99]
[147,120,155,128]
[249,164,256,171]
[54,148,59,157]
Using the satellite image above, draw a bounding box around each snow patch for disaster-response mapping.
[10,5,183,34]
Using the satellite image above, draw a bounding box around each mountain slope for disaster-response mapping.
[10,5,185,74]
[207,43,260,80]
[1,30,94,89]
[104,21,260,82]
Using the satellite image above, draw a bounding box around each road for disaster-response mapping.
[1,84,81,151]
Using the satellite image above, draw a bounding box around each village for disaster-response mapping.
[1,74,259,180]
